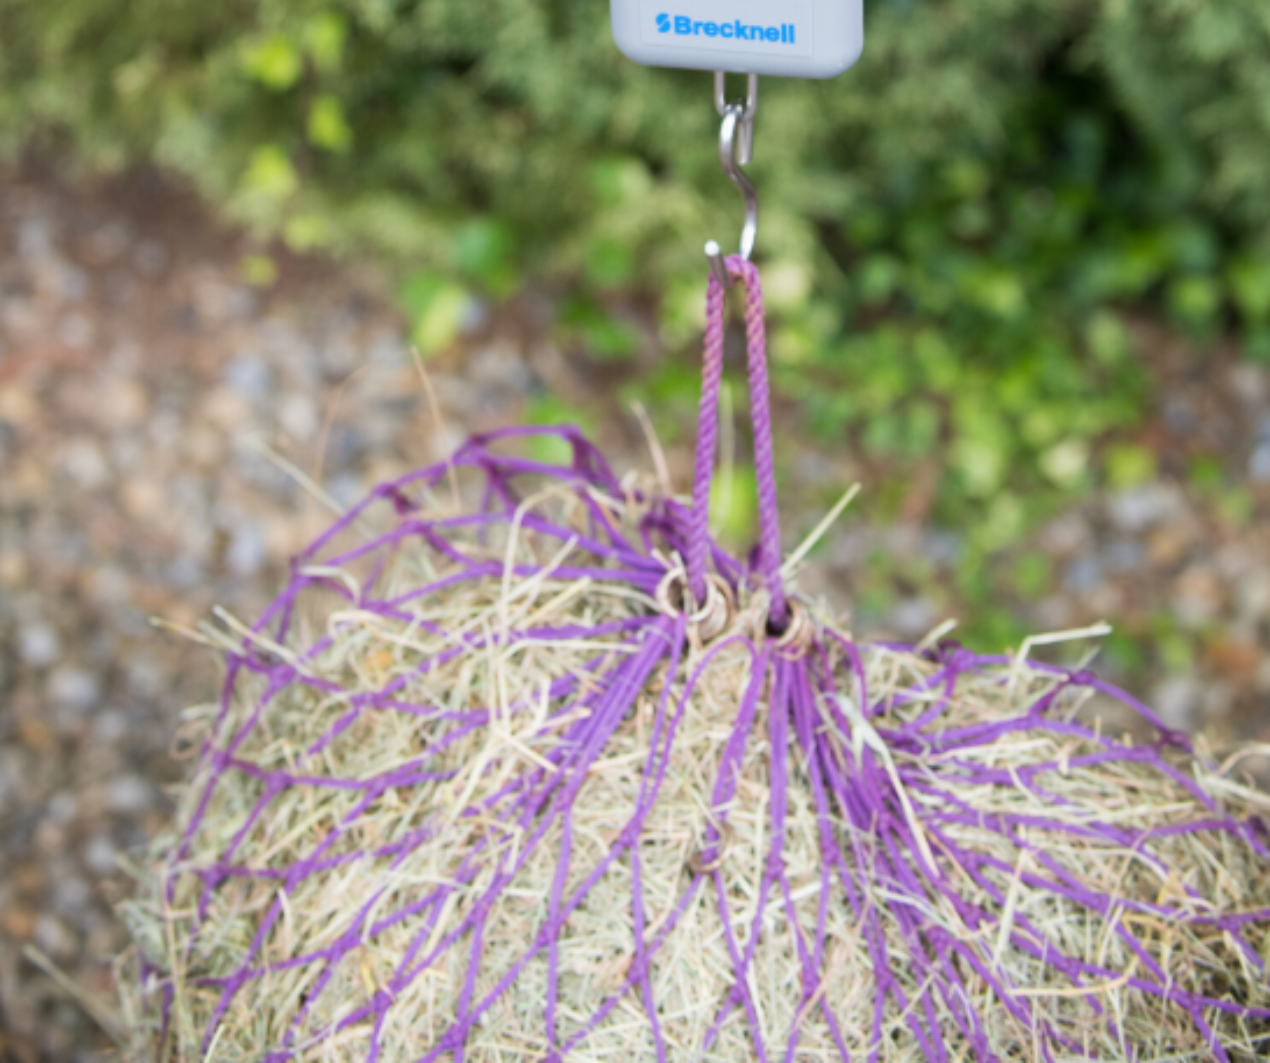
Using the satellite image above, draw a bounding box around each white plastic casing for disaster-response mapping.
[611,0,863,80]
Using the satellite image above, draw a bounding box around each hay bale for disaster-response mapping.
[117,426,1270,1062]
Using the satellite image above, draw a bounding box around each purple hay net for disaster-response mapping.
[153,259,1270,1062]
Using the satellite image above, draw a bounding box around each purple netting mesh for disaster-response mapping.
[123,261,1270,1062]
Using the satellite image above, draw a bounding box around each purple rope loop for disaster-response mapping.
[688,256,789,632]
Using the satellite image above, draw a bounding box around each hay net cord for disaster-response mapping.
[138,256,1270,1062]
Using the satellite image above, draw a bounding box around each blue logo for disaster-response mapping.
[654,13,796,45]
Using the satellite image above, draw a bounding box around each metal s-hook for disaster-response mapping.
[706,73,759,290]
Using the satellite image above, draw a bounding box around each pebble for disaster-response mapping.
[83,834,119,876]
[85,221,131,264]
[59,437,110,489]
[889,596,938,638]
[1040,514,1091,556]
[1236,570,1270,624]
[47,791,78,825]
[1251,438,1270,484]
[1106,483,1185,534]
[226,519,269,577]
[33,912,77,958]
[16,216,54,263]
[19,622,62,667]
[1151,675,1200,731]
[278,392,319,441]
[1172,564,1223,628]
[1230,364,1267,406]
[104,774,153,815]
[133,238,168,276]
[48,666,102,712]
[1064,555,1103,595]
[53,874,92,913]
[224,354,273,402]
[57,310,94,349]
[1102,539,1146,575]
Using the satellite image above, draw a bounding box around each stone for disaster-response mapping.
[133,239,169,276]
[1230,364,1267,406]
[84,222,131,264]
[52,874,91,914]
[47,666,101,712]
[1106,483,1185,534]
[83,834,118,876]
[95,377,148,430]
[1172,564,1223,629]
[1064,555,1103,595]
[18,623,62,668]
[16,216,54,264]
[1151,675,1200,732]
[33,913,77,959]
[1033,597,1075,632]
[121,479,165,523]
[1236,569,1270,624]
[1039,514,1091,556]
[56,312,94,350]
[1102,539,1146,575]
[226,519,269,577]
[1147,520,1198,568]
[223,355,273,402]
[889,596,938,639]
[59,438,109,490]
[1250,438,1270,484]
[278,392,319,441]
[104,774,152,815]
[47,792,77,826]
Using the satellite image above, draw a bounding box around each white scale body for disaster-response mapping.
[611,0,863,79]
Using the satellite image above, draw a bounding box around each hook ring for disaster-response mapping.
[707,74,760,289]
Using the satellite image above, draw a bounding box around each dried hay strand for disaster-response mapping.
[116,424,1270,1063]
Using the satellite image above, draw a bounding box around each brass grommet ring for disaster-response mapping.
[657,571,736,643]
[688,823,735,875]
[773,600,815,657]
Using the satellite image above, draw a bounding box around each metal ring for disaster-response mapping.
[774,600,815,657]
[691,574,736,642]
[656,571,736,643]
[688,822,735,875]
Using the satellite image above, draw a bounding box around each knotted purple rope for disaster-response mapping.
[688,256,789,631]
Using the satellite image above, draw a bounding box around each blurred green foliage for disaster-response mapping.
[3,0,1268,650]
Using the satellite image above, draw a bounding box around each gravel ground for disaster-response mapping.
[1,166,1268,1059]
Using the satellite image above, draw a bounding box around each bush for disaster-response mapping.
[2,0,1267,535]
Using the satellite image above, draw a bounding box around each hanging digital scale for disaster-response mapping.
[610,0,863,80]
[610,0,864,283]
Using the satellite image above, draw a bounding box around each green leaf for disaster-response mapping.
[241,35,304,92]
[1167,275,1221,328]
[399,271,472,356]
[1228,256,1270,323]
[525,396,596,466]
[585,237,636,290]
[240,254,278,287]
[241,145,299,201]
[1085,310,1132,366]
[709,462,758,552]
[1104,444,1157,490]
[452,217,517,294]
[283,213,333,252]
[304,12,348,75]
[1040,438,1089,489]
[307,95,352,154]
[559,296,640,361]
[1011,552,1053,598]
